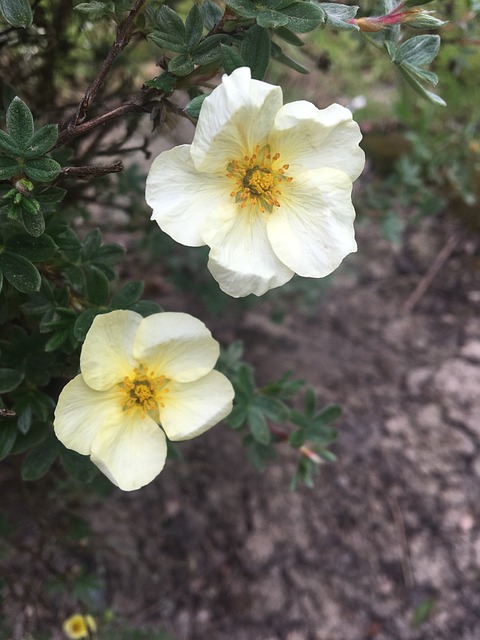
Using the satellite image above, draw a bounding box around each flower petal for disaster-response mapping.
[160,370,234,441]
[269,102,365,181]
[190,67,283,174]
[203,203,293,297]
[267,168,357,277]
[54,375,123,455]
[90,412,167,491]
[146,145,226,247]
[80,310,142,391]
[133,312,220,383]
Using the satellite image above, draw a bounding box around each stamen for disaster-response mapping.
[226,144,293,214]
[118,365,170,418]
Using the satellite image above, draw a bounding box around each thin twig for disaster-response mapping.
[55,90,156,148]
[388,495,415,591]
[403,234,459,313]
[60,161,124,178]
[73,0,147,126]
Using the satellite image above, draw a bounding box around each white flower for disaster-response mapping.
[54,310,234,491]
[146,67,365,298]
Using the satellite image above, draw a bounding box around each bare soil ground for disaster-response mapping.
[2,209,480,640]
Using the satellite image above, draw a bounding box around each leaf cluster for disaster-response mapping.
[218,342,341,488]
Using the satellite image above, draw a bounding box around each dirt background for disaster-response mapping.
[2,204,480,640]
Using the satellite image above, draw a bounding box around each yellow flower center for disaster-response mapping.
[118,365,169,417]
[226,144,293,213]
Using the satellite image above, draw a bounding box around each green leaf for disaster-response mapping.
[21,433,59,481]
[35,186,66,204]
[0,251,41,292]
[168,54,195,76]
[95,242,125,264]
[6,233,56,261]
[0,155,19,180]
[10,421,48,454]
[227,403,248,430]
[6,97,34,147]
[21,207,45,237]
[23,124,58,159]
[241,24,271,79]
[253,395,288,422]
[128,299,162,316]
[0,420,17,460]
[191,34,230,64]
[59,447,97,483]
[313,404,342,427]
[74,1,114,20]
[185,3,204,50]
[85,265,109,305]
[23,157,61,182]
[19,195,40,216]
[17,404,32,434]
[221,44,245,74]
[398,67,446,106]
[0,367,24,393]
[317,2,359,30]
[149,5,186,50]
[263,0,295,9]
[270,43,309,74]
[245,438,276,471]
[398,35,440,67]
[201,0,223,31]
[235,363,255,396]
[304,388,316,418]
[0,0,33,28]
[184,94,207,119]
[256,8,288,29]
[282,2,325,33]
[110,280,144,309]
[148,31,186,53]
[411,597,436,628]
[275,26,305,47]
[247,405,271,444]
[144,72,177,93]
[289,429,305,448]
[44,328,69,352]
[402,62,438,86]
[82,227,102,258]
[74,309,100,340]
[224,0,257,19]
[0,129,21,156]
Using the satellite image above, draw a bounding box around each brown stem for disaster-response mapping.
[55,88,156,148]
[73,0,148,126]
[60,161,124,178]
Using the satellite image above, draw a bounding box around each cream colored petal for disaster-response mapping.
[160,370,234,441]
[80,310,142,391]
[267,168,357,278]
[133,312,220,383]
[203,202,293,297]
[54,375,123,455]
[190,67,283,174]
[269,102,365,181]
[146,145,226,247]
[90,412,167,491]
